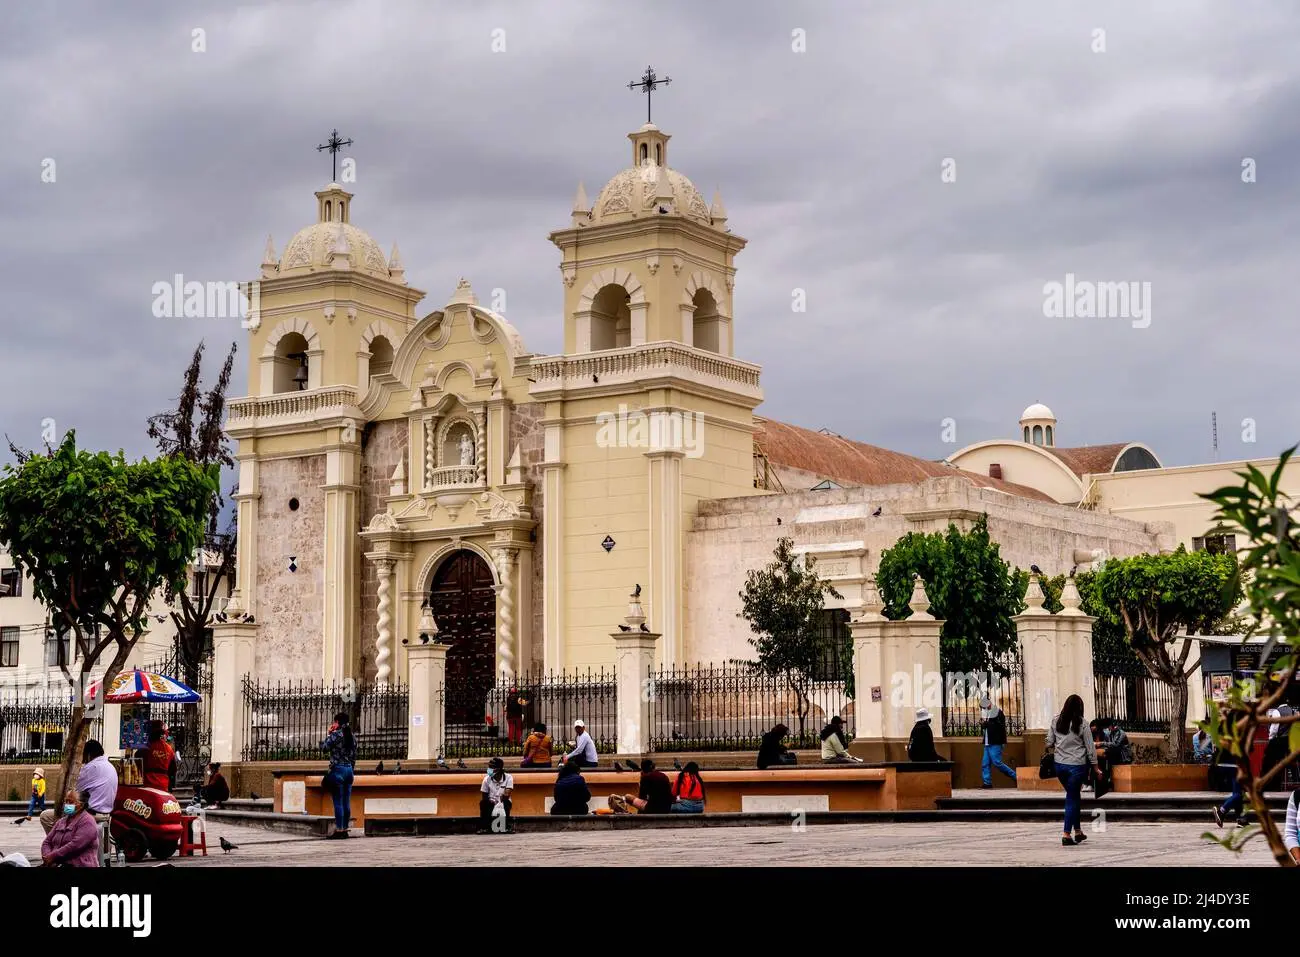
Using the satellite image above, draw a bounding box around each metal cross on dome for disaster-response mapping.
[316,128,354,182]
[628,66,671,124]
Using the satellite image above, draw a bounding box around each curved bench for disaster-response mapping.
[274,764,951,826]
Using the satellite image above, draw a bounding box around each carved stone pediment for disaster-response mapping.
[367,510,400,532]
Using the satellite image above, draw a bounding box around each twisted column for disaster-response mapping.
[493,548,515,679]
[375,558,395,685]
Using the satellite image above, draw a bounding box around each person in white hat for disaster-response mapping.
[908,708,941,762]
[14,769,45,825]
[559,719,598,768]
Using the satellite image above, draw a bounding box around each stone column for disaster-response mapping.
[374,557,396,685]
[210,590,258,764]
[612,590,660,756]
[493,546,518,679]
[405,636,448,762]
[646,446,685,667]
[850,578,943,759]
[1176,635,1207,727]
[322,448,361,682]
[540,417,565,670]
[1015,576,1096,732]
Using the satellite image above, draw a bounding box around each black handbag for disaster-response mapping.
[1038,750,1056,780]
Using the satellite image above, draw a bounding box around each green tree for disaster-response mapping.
[1092,547,1241,762]
[738,537,842,740]
[875,514,1023,675]
[147,341,238,761]
[1202,448,1299,866]
[0,432,217,793]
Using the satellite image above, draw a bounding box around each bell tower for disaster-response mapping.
[533,100,763,671]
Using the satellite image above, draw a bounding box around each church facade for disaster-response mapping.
[225,121,760,690]
[224,120,1194,694]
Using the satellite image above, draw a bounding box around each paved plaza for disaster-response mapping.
[1,815,1275,867]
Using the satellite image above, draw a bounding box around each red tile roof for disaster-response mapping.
[755,418,1055,502]
[1044,444,1129,477]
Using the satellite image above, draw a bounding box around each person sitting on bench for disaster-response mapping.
[907,709,941,762]
[757,724,797,769]
[820,716,862,763]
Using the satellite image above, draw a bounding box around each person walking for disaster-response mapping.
[14,769,45,825]
[40,789,101,868]
[907,708,941,762]
[979,697,1017,788]
[479,757,514,833]
[550,759,592,815]
[820,716,862,763]
[670,761,706,813]
[521,723,553,768]
[321,712,357,839]
[560,719,598,767]
[1045,694,1099,846]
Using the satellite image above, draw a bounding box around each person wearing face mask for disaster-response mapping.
[40,789,101,868]
[479,757,514,833]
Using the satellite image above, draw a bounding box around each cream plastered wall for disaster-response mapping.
[947,441,1086,504]
[684,476,1172,666]
[1090,456,1300,549]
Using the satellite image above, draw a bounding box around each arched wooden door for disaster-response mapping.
[428,549,497,724]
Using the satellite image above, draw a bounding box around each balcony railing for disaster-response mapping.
[429,465,479,489]
[530,342,762,395]
[226,386,360,429]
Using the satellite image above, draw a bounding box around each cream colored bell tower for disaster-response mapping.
[532,120,764,669]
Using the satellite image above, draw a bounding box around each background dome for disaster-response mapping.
[278,221,391,279]
[1020,402,1055,422]
[592,163,712,225]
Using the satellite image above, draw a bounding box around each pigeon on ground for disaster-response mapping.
[673,759,683,771]
[250,792,260,801]
[625,759,641,772]
[1030,564,1042,575]
[436,755,448,769]
[456,758,467,769]
[219,837,237,854]
[617,625,632,632]
[639,623,650,633]
[614,761,626,772]
[243,615,255,625]
[214,613,227,623]
[375,760,385,775]
[871,506,882,517]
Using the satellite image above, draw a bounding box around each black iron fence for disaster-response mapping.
[941,652,1026,737]
[140,650,214,788]
[241,676,409,762]
[438,667,617,759]
[1093,649,1174,733]
[0,691,103,765]
[646,662,854,752]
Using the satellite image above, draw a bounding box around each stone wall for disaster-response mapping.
[510,401,546,670]
[254,455,326,680]
[358,420,408,682]
[685,475,1173,665]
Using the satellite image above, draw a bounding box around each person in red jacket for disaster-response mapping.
[142,721,176,792]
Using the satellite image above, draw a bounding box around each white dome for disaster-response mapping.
[1020,403,1055,422]
[278,221,391,279]
[592,163,712,225]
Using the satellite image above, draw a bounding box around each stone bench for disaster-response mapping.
[1112,764,1210,792]
[274,763,952,826]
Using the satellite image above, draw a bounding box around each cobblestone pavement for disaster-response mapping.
[1,816,1275,867]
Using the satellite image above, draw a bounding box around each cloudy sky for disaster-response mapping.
[2,0,1295,471]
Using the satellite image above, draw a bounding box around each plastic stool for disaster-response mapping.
[179,814,207,857]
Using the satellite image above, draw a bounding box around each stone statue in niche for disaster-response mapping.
[459,430,475,467]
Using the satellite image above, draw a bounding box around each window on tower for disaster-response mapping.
[692,288,722,354]
[1023,426,1030,443]
[368,335,394,377]
[273,332,310,393]
[640,143,649,165]
[1045,425,1054,446]
[1032,425,1043,445]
